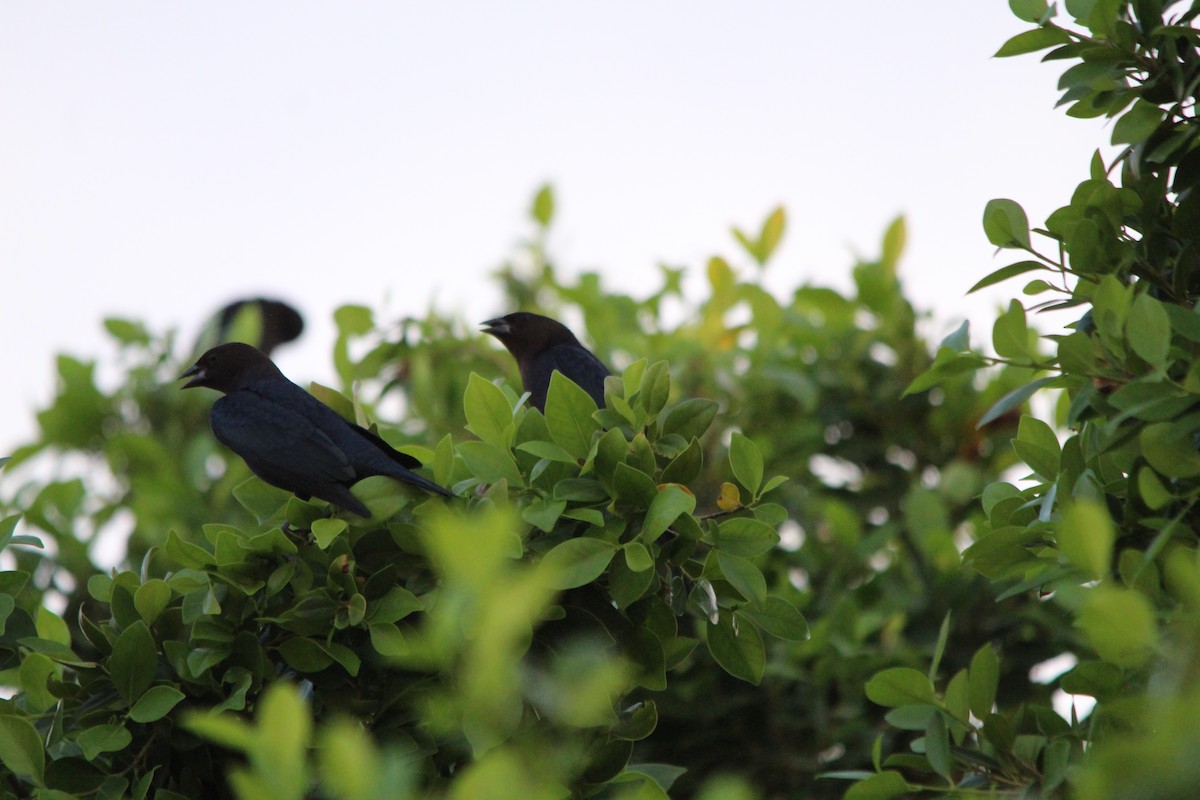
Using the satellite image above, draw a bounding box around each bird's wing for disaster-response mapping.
[211,390,356,490]
[550,345,611,405]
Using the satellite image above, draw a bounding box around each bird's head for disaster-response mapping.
[481,312,579,357]
[180,342,282,394]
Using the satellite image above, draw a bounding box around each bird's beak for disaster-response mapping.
[481,317,510,336]
[179,364,205,389]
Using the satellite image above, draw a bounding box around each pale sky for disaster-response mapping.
[1,3,1107,453]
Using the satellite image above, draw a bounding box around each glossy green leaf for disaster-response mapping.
[968,644,999,718]
[531,183,555,226]
[865,668,937,707]
[925,712,951,780]
[706,615,765,685]
[1058,500,1114,580]
[130,685,187,723]
[1141,421,1200,478]
[993,300,1032,359]
[77,723,132,761]
[111,621,157,704]
[545,371,601,459]
[539,537,618,589]
[660,398,720,441]
[641,485,696,543]
[983,199,1032,248]
[1078,586,1157,668]
[729,432,764,496]
[133,579,171,625]
[458,440,525,486]
[739,596,809,641]
[844,771,911,800]
[994,26,1071,57]
[464,373,514,448]
[1012,415,1060,480]
[623,541,654,573]
[1127,293,1171,368]
[311,518,348,550]
[707,517,780,557]
[716,552,767,606]
[0,714,44,784]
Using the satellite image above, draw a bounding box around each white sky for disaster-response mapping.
[1,3,1108,453]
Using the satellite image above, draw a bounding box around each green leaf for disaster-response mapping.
[133,579,172,626]
[464,373,514,448]
[660,398,720,441]
[256,682,312,798]
[993,300,1032,359]
[76,723,132,761]
[865,668,937,707]
[968,260,1048,293]
[1140,421,1200,478]
[1009,0,1051,22]
[278,637,334,673]
[903,347,988,396]
[977,377,1057,427]
[539,538,618,589]
[110,621,157,704]
[18,652,57,712]
[983,199,1032,248]
[318,719,383,800]
[729,432,764,496]
[368,622,409,658]
[1078,586,1157,668]
[968,644,999,718]
[707,517,780,557]
[545,371,601,459]
[165,529,215,569]
[129,685,187,723]
[716,552,767,606]
[739,596,809,641]
[994,26,1071,57]
[1112,99,1163,145]
[624,542,654,573]
[641,485,697,543]
[1012,415,1060,480]
[1127,293,1171,368]
[521,497,566,533]
[1058,500,1114,580]
[844,770,911,800]
[458,440,525,486]
[758,206,786,264]
[515,440,577,463]
[531,183,555,226]
[232,478,290,524]
[0,714,44,783]
[706,615,765,685]
[311,518,348,550]
[925,712,951,780]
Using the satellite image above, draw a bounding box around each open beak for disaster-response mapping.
[481,317,510,337]
[179,363,205,389]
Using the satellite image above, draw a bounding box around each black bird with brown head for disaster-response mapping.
[481,312,610,412]
[181,342,451,517]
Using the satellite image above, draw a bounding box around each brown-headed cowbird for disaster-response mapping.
[482,312,610,412]
[181,342,451,516]
[196,297,305,356]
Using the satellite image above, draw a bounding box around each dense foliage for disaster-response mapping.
[3,1,1200,797]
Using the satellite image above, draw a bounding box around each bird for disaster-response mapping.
[195,296,305,356]
[481,312,610,412]
[180,342,452,517]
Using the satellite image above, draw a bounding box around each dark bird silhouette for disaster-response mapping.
[196,297,305,356]
[481,312,610,412]
[181,343,452,516]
